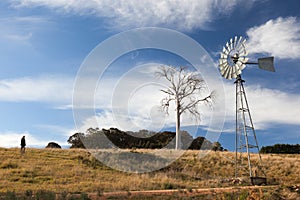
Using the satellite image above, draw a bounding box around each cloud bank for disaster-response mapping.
[223,82,300,130]
[11,0,254,31]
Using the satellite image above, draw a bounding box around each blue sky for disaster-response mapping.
[0,0,299,150]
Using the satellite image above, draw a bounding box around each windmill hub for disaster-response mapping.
[231,53,239,64]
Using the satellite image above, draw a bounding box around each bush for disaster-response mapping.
[163,183,174,189]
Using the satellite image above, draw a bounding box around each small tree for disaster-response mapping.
[212,142,224,151]
[156,66,213,149]
[67,132,85,148]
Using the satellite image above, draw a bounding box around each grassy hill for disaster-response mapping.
[0,148,299,199]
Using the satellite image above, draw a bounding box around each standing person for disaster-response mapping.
[20,136,26,154]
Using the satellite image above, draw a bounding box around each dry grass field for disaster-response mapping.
[0,147,299,199]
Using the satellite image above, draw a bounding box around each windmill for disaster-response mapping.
[218,36,275,185]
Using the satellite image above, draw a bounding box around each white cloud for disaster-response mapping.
[0,16,51,42]
[245,85,300,128]
[5,32,33,41]
[222,81,300,130]
[247,17,300,59]
[11,0,254,31]
[0,75,73,104]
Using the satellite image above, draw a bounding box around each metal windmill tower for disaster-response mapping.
[218,36,275,185]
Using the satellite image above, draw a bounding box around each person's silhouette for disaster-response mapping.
[20,136,26,154]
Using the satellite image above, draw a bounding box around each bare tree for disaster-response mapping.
[156,66,213,150]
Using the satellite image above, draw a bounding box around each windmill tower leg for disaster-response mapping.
[234,75,266,185]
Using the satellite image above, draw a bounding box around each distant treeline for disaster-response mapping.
[260,144,300,154]
[67,127,224,151]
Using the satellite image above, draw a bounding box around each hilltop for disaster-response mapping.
[0,148,299,199]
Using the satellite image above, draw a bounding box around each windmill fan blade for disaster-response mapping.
[258,57,275,72]
[223,46,229,55]
[219,62,229,72]
[233,64,241,75]
[224,66,232,79]
[237,43,246,53]
[219,59,228,66]
[219,63,227,71]
[242,38,247,45]
[235,36,243,50]
[229,67,233,79]
[220,63,226,73]
[220,52,227,59]
[220,68,226,76]
[236,61,246,71]
[233,36,238,49]
[242,57,249,64]
[219,61,228,69]
[219,59,226,64]
[232,70,238,79]
[231,64,237,77]
[240,63,246,71]
[238,50,248,57]
[221,63,230,76]
[226,42,231,52]
[219,59,225,64]
[230,38,233,50]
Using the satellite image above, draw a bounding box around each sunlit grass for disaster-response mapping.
[0,147,299,194]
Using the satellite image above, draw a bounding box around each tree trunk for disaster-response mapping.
[175,100,181,150]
